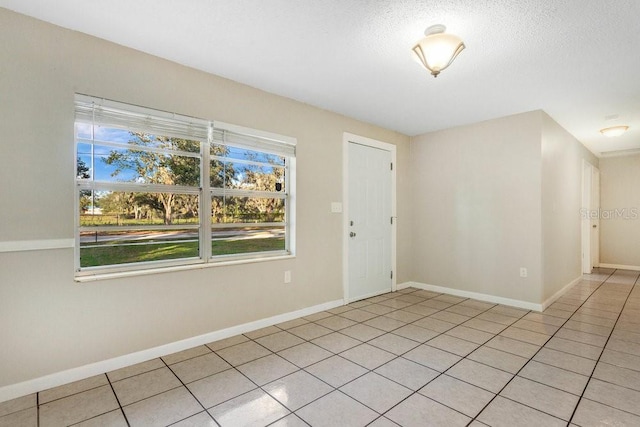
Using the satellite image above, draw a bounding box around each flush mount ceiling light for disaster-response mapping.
[600,126,629,137]
[412,24,465,77]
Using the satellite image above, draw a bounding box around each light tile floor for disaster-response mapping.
[1,268,639,426]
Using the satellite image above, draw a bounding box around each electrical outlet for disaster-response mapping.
[284,270,292,283]
[520,267,528,278]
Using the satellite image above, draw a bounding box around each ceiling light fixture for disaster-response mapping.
[412,24,465,77]
[600,126,629,137]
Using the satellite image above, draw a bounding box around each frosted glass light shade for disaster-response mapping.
[600,126,629,137]
[412,25,465,77]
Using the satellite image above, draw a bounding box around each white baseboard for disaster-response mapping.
[400,277,584,313]
[398,281,543,312]
[346,289,391,304]
[541,276,582,311]
[599,263,640,272]
[0,298,343,403]
[397,282,414,290]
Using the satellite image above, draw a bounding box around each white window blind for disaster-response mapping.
[211,128,296,157]
[75,95,296,156]
[74,94,210,142]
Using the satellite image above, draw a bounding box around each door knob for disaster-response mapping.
[350,232,356,237]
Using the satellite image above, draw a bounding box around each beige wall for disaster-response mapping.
[409,111,599,304]
[409,112,544,303]
[0,9,411,387]
[409,111,599,305]
[599,154,640,267]
[540,113,599,300]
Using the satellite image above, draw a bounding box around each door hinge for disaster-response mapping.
[390,271,393,279]
[390,217,393,225]
[390,162,393,171]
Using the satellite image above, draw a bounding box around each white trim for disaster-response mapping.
[345,289,391,304]
[400,281,544,311]
[581,160,600,273]
[0,298,343,403]
[342,139,349,303]
[582,160,592,274]
[541,276,582,311]
[75,255,295,282]
[599,263,640,272]
[345,132,397,152]
[401,276,584,312]
[342,132,397,303]
[599,148,640,158]
[0,239,74,253]
[287,157,297,256]
[77,180,201,194]
[397,282,414,290]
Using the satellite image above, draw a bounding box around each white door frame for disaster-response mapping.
[591,167,600,269]
[581,160,600,273]
[342,132,397,303]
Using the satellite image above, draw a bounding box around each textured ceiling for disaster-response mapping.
[2,0,639,156]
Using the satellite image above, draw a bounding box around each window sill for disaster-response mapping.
[74,254,295,283]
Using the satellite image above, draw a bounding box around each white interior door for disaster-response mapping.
[582,161,600,274]
[347,142,392,302]
[591,167,600,268]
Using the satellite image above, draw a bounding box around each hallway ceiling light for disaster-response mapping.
[412,24,465,78]
[600,126,629,137]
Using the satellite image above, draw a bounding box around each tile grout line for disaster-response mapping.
[567,271,640,425]
[35,374,132,426]
[467,270,617,425]
[198,332,336,422]
[206,336,333,425]
[234,322,369,424]
[327,290,468,424]
[266,414,311,427]
[328,291,517,424]
[388,314,533,422]
[117,332,350,423]
[161,358,222,427]
[104,373,132,427]
[375,291,524,423]
[500,271,640,421]
[376,278,630,423]
[175,280,632,422]
[258,289,484,424]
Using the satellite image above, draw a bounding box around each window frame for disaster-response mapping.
[74,95,296,278]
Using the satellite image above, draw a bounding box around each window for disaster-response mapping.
[75,94,295,276]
